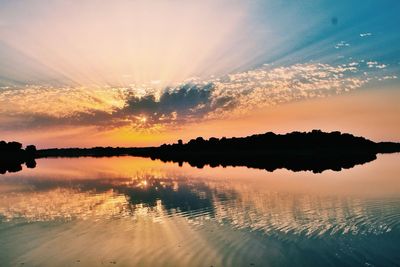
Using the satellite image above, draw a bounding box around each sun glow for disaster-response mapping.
[139,116,147,124]
[0,0,263,87]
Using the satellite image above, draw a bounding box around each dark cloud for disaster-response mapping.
[124,83,213,115]
[118,83,234,125]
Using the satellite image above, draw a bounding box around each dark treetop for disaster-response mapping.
[31,130,400,173]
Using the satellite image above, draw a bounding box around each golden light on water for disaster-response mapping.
[1,154,399,222]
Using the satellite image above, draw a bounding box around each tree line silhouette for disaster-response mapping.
[1,130,399,174]
[32,130,400,173]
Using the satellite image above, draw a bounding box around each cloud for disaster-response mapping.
[366,61,387,69]
[334,41,350,49]
[0,61,391,131]
[0,83,234,130]
[360,33,372,37]
[379,75,397,81]
[367,61,378,67]
[118,83,233,125]
[0,86,127,118]
[127,83,215,116]
[206,63,366,119]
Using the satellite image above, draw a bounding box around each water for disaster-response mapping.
[0,154,399,267]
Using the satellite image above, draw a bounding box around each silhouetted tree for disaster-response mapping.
[26,145,37,154]
[7,141,22,151]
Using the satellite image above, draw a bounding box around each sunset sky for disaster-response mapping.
[0,0,399,148]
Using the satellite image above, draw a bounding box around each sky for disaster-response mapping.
[0,0,399,148]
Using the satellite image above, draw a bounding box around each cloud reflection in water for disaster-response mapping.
[0,157,398,238]
[1,156,400,266]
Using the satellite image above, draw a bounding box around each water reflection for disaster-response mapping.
[0,158,36,174]
[1,175,398,237]
[0,150,380,174]
[0,156,399,266]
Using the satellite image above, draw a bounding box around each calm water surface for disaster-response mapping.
[0,154,399,267]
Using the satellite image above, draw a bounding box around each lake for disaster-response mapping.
[0,154,399,267]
